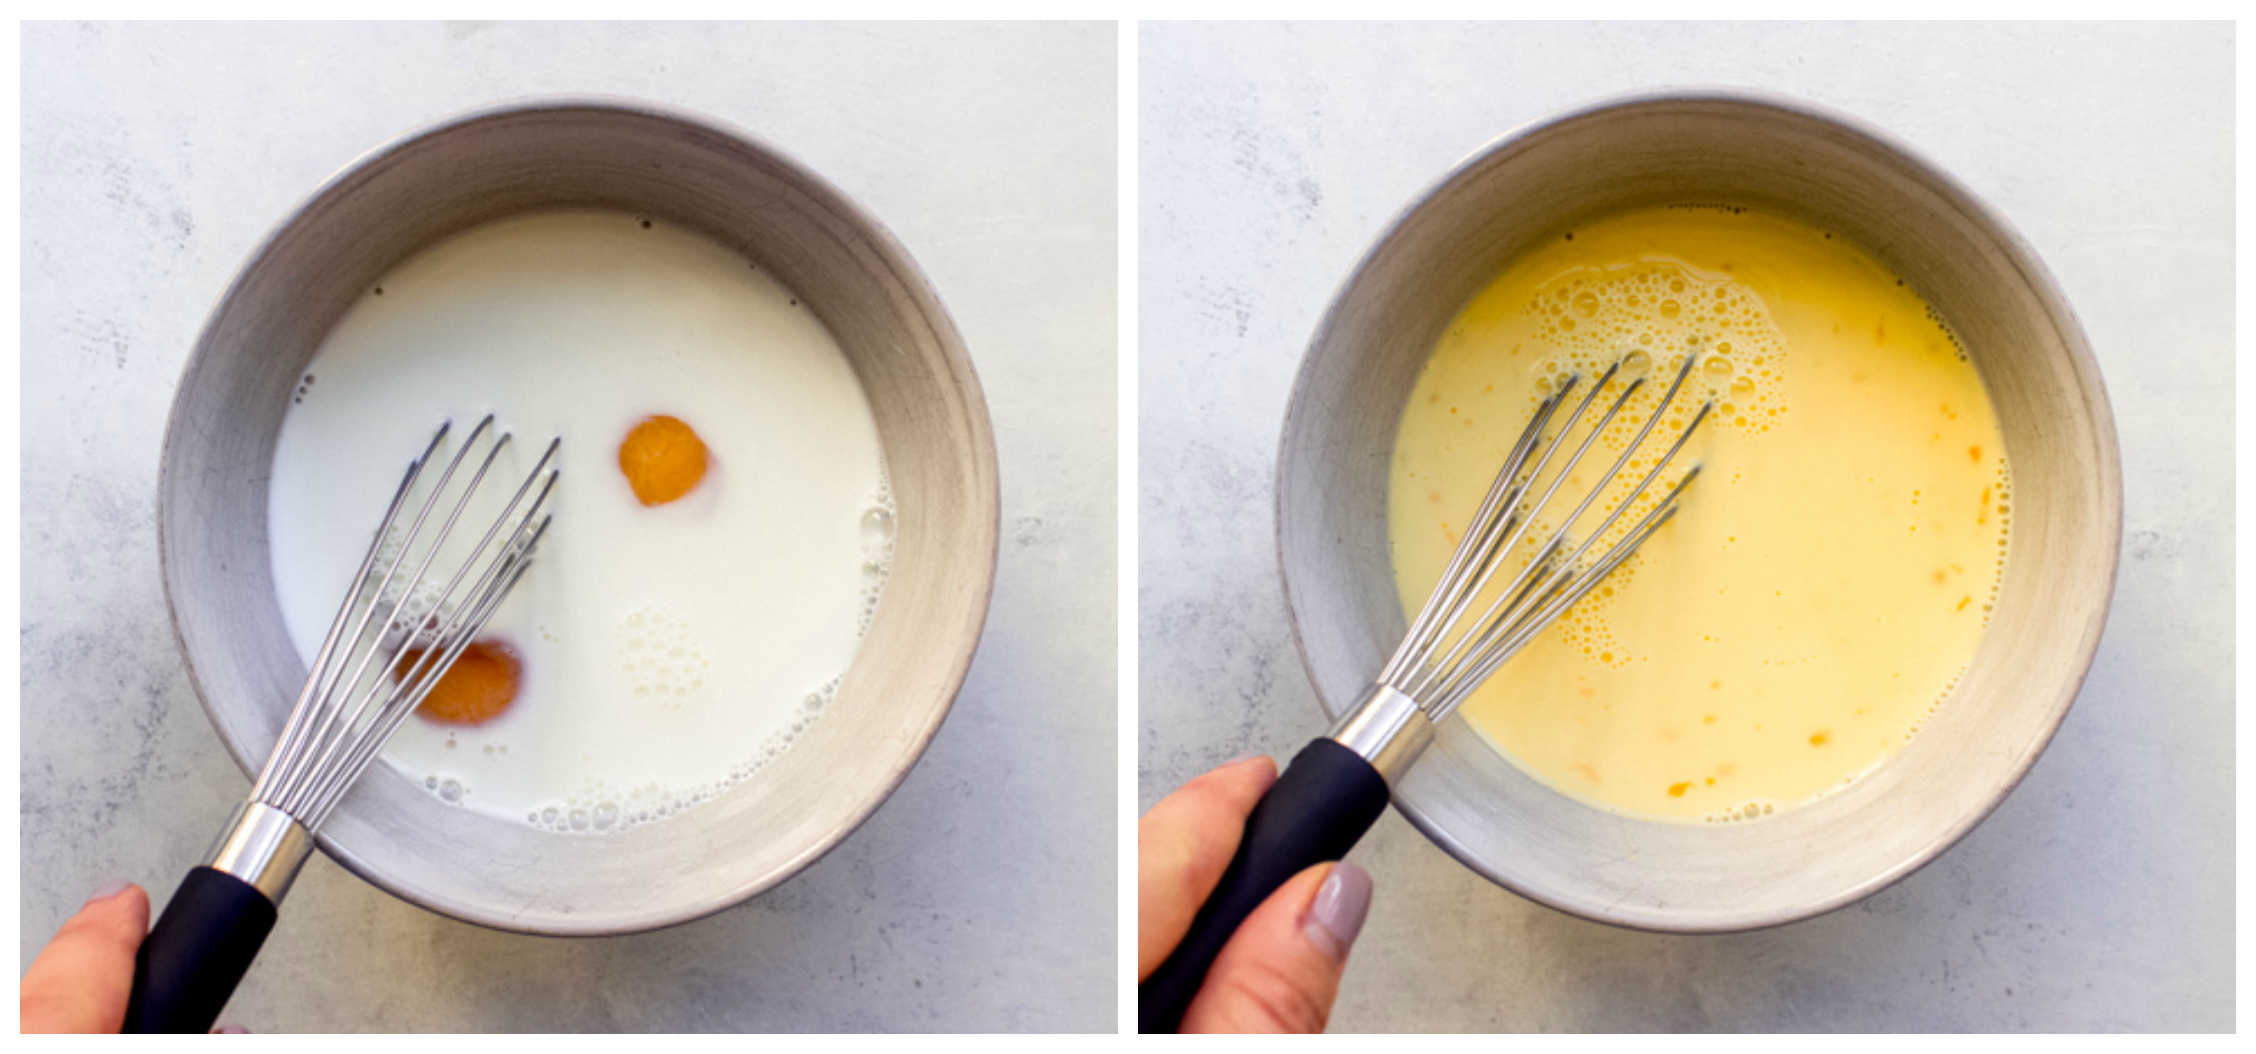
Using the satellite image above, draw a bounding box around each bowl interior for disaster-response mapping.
[1278,90,2119,931]
[160,99,998,934]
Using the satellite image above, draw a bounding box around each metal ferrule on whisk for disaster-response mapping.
[217,416,559,902]
[204,801,314,903]
[121,418,558,1036]
[1325,684,1436,784]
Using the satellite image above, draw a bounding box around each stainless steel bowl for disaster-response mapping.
[159,96,999,935]
[1276,88,2120,931]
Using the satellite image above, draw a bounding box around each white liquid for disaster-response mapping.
[268,211,892,832]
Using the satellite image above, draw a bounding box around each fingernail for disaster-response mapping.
[85,880,134,904]
[1302,861,1373,961]
[214,1024,251,1034]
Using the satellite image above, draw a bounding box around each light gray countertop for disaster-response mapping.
[1137,22,2232,1032]
[20,21,1117,1032]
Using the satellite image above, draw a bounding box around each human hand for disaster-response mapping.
[18,882,252,1034]
[20,882,148,1034]
[1138,756,1374,1033]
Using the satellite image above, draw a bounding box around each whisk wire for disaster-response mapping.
[1435,357,1711,699]
[256,417,557,826]
[125,416,557,1035]
[251,425,448,803]
[1401,365,1649,701]
[1379,384,1567,686]
[264,416,505,813]
[1141,354,1713,1032]
[299,463,557,827]
[1385,371,1602,688]
[1435,461,1704,716]
[1394,353,1712,719]
[304,513,550,828]
[299,434,553,801]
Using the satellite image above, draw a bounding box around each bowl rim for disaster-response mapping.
[1274,84,2122,932]
[157,93,1002,935]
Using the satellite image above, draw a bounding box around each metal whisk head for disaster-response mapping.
[1140,355,1714,1032]
[124,416,559,1033]
[1381,352,1713,720]
[252,415,559,831]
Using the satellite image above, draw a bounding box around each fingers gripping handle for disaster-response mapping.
[1138,738,1391,1033]
[122,867,278,1033]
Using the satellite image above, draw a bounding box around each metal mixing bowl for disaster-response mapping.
[158,96,999,935]
[1276,88,2119,931]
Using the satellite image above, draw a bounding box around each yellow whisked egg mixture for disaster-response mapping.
[1388,206,2012,822]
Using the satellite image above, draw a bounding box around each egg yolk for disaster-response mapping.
[405,640,522,725]
[618,414,709,506]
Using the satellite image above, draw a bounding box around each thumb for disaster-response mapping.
[1180,861,1373,1033]
[20,882,151,1033]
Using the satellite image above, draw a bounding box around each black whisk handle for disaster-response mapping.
[122,867,277,1033]
[1139,737,1391,1033]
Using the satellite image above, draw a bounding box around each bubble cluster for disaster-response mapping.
[1554,605,1632,669]
[362,525,460,650]
[421,774,467,805]
[616,605,711,711]
[1903,665,1967,742]
[474,468,895,837]
[856,462,897,634]
[519,675,844,836]
[1923,303,1971,362]
[1520,260,1788,439]
[1983,459,2012,626]
[1703,798,1778,824]
[1491,261,1795,671]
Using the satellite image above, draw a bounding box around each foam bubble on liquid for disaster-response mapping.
[615,604,712,712]
[1519,261,1787,445]
[418,774,471,806]
[511,670,853,835]
[515,481,889,835]
[1901,666,1969,742]
[1486,260,1795,666]
[358,513,486,653]
[1703,798,1779,824]
[856,465,898,635]
[1984,459,2013,627]
[505,476,890,836]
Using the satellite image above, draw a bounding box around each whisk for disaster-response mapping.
[124,416,558,1033]
[1141,353,1712,1032]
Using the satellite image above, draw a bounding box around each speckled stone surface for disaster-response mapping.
[20,21,1116,1032]
[1138,22,2231,1032]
